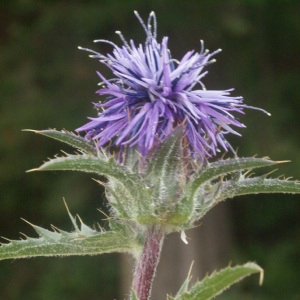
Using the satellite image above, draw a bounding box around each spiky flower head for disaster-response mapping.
[77,11,269,161]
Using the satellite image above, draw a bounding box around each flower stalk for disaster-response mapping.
[132,226,164,300]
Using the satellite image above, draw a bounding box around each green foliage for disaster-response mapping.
[25,129,97,155]
[26,129,300,233]
[180,157,278,223]
[187,157,276,192]
[171,263,263,300]
[2,128,298,300]
[0,202,139,261]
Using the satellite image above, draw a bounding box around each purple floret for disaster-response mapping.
[76,11,269,160]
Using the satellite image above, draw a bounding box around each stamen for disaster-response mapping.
[78,46,103,59]
[210,48,222,57]
[200,40,204,54]
[93,39,119,48]
[147,11,157,39]
[115,31,131,51]
[205,58,217,66]
[134,11,151,40]
[238,105,271,116]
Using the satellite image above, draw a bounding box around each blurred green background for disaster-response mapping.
[1,0,299,299]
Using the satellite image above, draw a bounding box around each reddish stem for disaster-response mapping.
[132,226,164,300]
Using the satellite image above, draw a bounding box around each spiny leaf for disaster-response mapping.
[0,213,139,261]
[173,158,277,225]
[29,151,153,222]
[180,158,278,212]
[28,154,146,198]
[174,262,263,300]
[169,261,194,299]
[187,157,277,196]
[23,129,97,155]
[218,177,300,201]
[190,175,300,223]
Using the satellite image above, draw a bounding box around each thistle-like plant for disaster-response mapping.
[1,11,299,300]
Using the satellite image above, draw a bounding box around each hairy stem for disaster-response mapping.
[132,226,164,300]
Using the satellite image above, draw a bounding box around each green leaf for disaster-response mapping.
[186,157,276,200]
[29,153,153,222]
[218,177,300,201]
[29,154,145,195]
[0,210,139,261]
[190,173,300,223]
[169,262,194,299]
[174,262,263,300]
[174,158,278,225]
[24,129,97,155]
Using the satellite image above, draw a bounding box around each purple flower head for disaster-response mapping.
[77,11,269,161]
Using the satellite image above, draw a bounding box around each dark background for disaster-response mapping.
[1,0,299,299]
